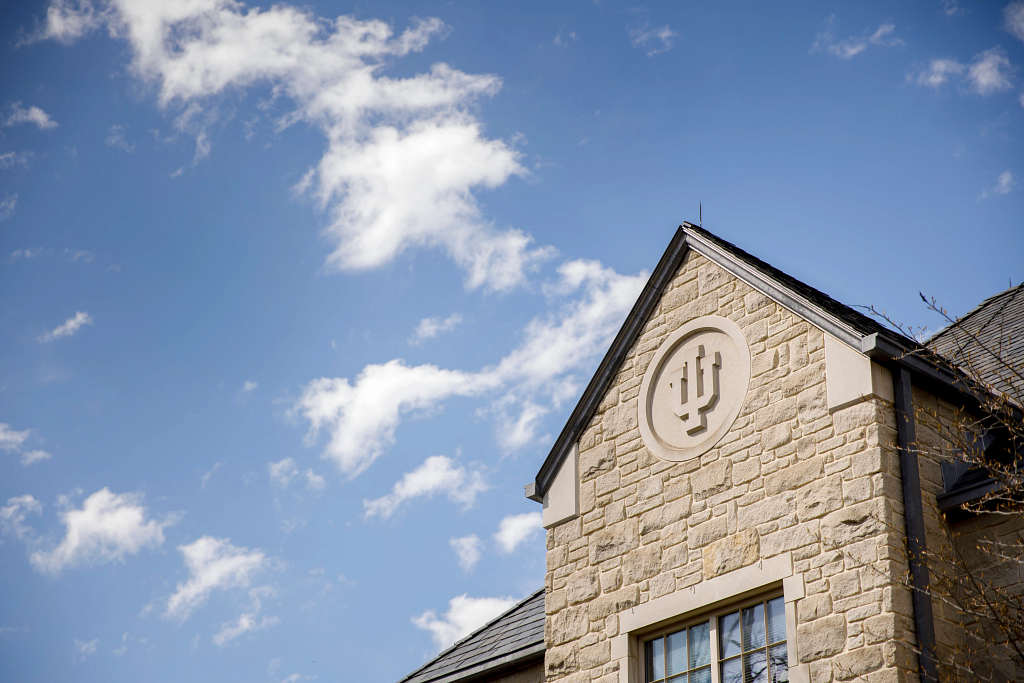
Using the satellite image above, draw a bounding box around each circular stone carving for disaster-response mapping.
[637,315,751,462]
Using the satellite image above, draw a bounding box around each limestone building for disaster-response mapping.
[397,225,1024,683]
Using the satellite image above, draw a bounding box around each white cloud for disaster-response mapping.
[0,151,31,169]
[294,260,645,476]
[105,124,135,153]
[304,469,326,491]
[966,48,1014,95]
[165,536,268,621]
[363,455,487,519]
[4,102,58,130]
[212,586,279,646]
[412,594,517,650]
[493,512,543,553]
[38,2,552,291]
[979,170,1016,199]
[74,638,99,656]
[64,248,94,263]
[0,423,30,452]
[629,23,675,56]
[449,534,482,572]
[268,458,298,487]
[278,675,317,683]
[0,494,43,542]
[811,16,902,60]
[38,311,93,343]
[201,462,222,490]
[7,247,44,263]
[242,380,258,392]
[21,450,51,466]
[410,313,463,344]
[293,363,497,479]
[1006,2,1024,43]
[913,48,1014,95]
[553,29,578,48]
[0,194,16,221]
[30,488,174,575]
[941,0,965,17]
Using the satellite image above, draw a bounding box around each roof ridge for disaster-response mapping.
[396,588,544,683]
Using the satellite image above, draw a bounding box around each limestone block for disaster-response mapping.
[692,459,732,501]
[662,282,698,311]
[597,388,619,414]
[752,349,780,377]
[688,516,728,548]
[622,543,662,584]
[600,567,622,593]
[595,470,620,497]
[590,521,639,564]
[661,542,689,572]
[833,645,883,681]
[798,593,833,621]
[579,640,611,670]
[698,263,728,296]
[580,444,615,482]
[738,491,796,528]
[637,476,663,501]
[798,614,847,661]
[821,500,885,549]
[830,572,861,600]
[703,528,759,578]
[759,524,817,556]
[567,568,601,605]
[798,385,828,424]
[640,500,689,538]
[761,423,793,451]
[588,585,640,620]
[764,456,823,496]
[798,475,843,521]
[604,399,638,439]
[545,642,579,677]
[732,457,760,485]
[551,605,590,645]
[744,290,772,315]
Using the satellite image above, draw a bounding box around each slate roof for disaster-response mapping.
[398,589,545,683]
[927,283,1024,399]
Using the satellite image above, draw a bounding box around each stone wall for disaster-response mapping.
[543,251,917,683]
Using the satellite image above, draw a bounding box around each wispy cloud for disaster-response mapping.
[0,194,17,221]
[811,16,902,60]
[165,536,268,621]
[0,151,31,169]
[363,455,487,519]
[493,512,543,553]
[0,422,51,467]
[20,450,51,466]
[449,534,482,572]
[38,311,93,343]
[979,170,1015,200]
[912,47,1014,95]
[629,23,675,56]
[293,260,645,479]
[410,313,463,344]
[553,29,578,48]
[104,124,135,153]
[3,103,58,130]
[1007,2,1024,43]
[212,586,279,646]
[412,594,517,650]
[74,638,99,658]
[242,380,258,392]
[0,495,43,542]
[201,462,223,490]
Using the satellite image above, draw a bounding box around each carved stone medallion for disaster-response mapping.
[637,315,751,462]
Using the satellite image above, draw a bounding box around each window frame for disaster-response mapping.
[639,591,787,683]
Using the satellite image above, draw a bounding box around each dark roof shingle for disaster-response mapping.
[398,589,545,683]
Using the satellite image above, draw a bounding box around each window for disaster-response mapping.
[643,596,788,683]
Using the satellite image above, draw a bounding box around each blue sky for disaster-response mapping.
[1,1,1022,682]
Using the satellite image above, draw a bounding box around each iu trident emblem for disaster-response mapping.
[672,344,721,434]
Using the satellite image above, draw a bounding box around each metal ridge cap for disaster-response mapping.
[680,225,865,348]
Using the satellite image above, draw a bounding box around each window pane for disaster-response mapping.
[721,656,743,683]
[645,637,665,682]
[742,603,765,650]
[769,643,789,683]
[690,621,710,668]
[690,666,711,683]
[743,648,768,683]
[667,630,687,676]
[766,598,786,645]
[720,611,742,659]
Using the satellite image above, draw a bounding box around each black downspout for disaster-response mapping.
[893,365,939,683]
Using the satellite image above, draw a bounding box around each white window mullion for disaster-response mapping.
[709,616,721,683]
